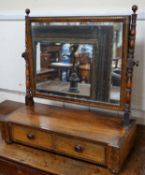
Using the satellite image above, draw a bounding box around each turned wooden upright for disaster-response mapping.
[22,9,34,106]
[124,5,138,126]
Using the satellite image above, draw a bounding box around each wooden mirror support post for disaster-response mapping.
[22,9,34,106]
[124,5,138,126]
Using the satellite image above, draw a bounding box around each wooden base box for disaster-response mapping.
[0,103,136,174]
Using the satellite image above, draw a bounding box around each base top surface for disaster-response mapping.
[0,101,135,146]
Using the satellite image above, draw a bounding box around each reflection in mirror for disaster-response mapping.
[31,21,123,104]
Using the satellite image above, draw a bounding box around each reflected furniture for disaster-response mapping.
[0,5,139,175]
[36,45,61,82]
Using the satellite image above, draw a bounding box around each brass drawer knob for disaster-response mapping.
[27,132,35,140]
[74,145,83,153]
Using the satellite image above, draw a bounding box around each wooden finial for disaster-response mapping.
[132,5,138,14]
[25,8,30,16]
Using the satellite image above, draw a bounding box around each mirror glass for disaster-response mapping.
[31,20,124,105]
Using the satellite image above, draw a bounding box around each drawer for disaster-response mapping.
[11,124,106,165]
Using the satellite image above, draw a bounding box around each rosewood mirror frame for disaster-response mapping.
[22,5,138,125]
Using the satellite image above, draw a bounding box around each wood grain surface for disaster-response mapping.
[1,102,126,145]
[0,124,144,175]
[0,100,144,175]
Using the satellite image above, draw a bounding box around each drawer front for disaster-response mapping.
[11,124,106,165]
